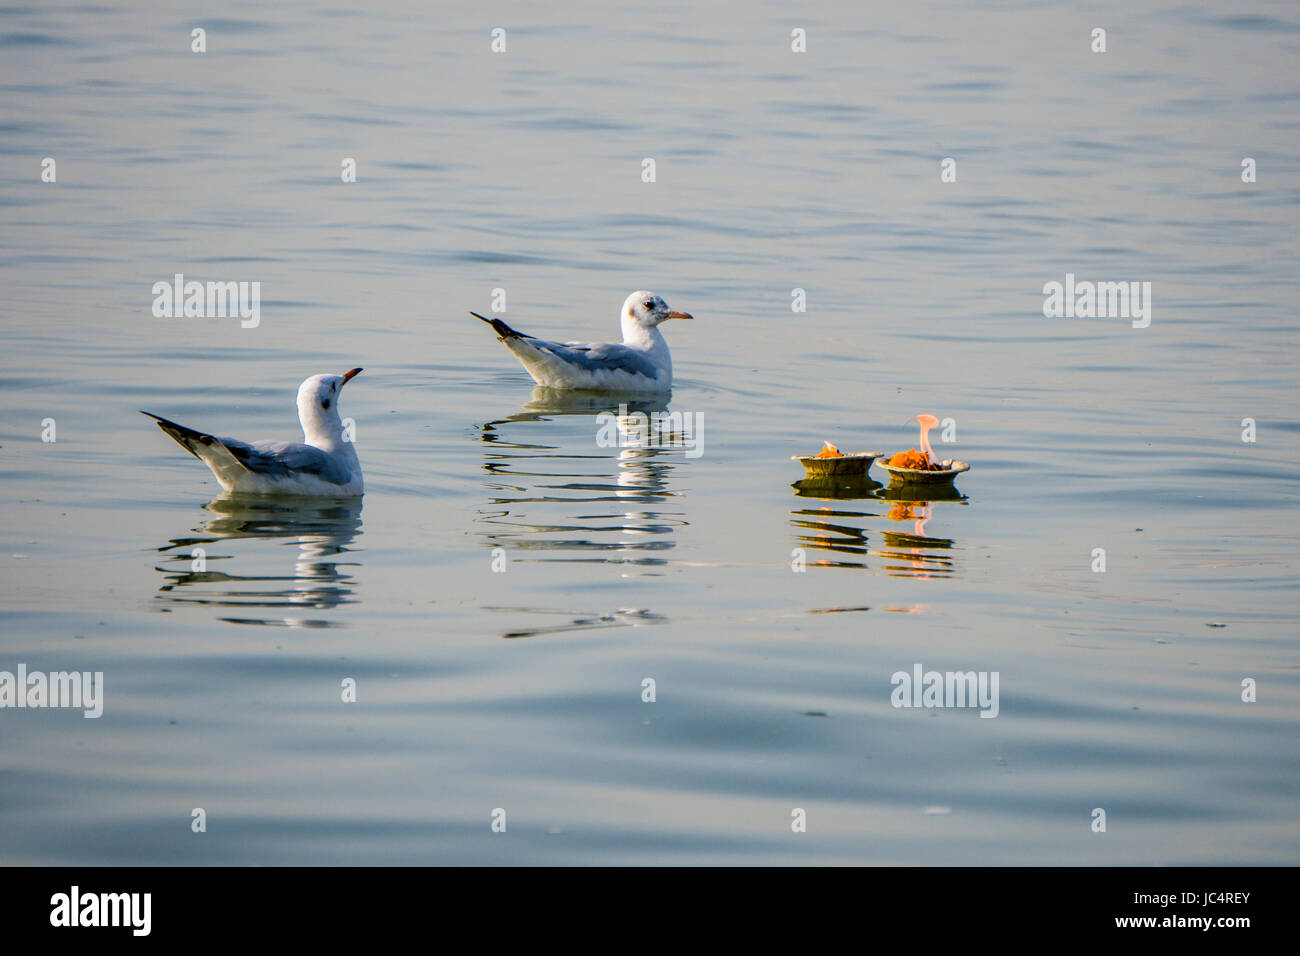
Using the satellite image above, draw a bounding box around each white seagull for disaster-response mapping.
[472,290,693,391]
[142,369,365,496]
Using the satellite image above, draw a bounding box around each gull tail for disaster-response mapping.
[140,411,215,459]
[472,312,584,387]
[471,312,532,340]
[140,411,249,488]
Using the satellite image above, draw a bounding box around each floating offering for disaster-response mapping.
[793,441,883,477]
[879,414,969,485]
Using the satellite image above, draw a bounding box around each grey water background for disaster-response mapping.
[1,0,1297,864]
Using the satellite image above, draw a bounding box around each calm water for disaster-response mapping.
[2,1,1298,864]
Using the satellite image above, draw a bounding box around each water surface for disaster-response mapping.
[1,0,1298,864]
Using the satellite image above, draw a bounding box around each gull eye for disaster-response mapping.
[643,300,654,309]
[321,399,331,410]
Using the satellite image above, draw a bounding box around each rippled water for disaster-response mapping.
[2,1,1298,864]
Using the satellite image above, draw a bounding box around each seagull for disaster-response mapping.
[141,369,365,496]
[472,290,693,391]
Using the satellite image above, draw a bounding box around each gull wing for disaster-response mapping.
[472,312,666,388]
[539,340,662,380]
[227,439,353,485]
[142,412,351,487]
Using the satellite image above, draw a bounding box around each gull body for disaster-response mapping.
[142,369,365,496]
[473,291,693,392]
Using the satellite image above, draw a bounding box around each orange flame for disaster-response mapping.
[916,414,939,465]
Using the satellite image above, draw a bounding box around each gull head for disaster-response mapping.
[297,368,362,440]
[623,290,693,331]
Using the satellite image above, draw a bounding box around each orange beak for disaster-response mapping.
[341,367,363,384]
[664,310,693,321]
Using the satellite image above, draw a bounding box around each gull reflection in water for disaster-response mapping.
[476,387,691,637]
[790,476,966,578]
[153,494,363,628]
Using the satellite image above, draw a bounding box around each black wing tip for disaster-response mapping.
[141,410,182,429]
[141,411,213,458]
[471,312,529,340]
